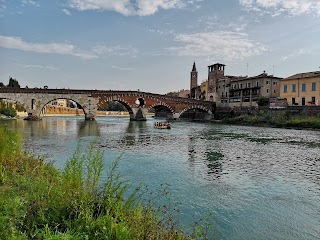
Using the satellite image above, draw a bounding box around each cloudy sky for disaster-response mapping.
[0,0,319,93]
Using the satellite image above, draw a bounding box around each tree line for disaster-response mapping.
[0,77,21,88]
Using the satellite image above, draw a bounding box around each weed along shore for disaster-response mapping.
[0,126,212,239]
[221,110,320,130]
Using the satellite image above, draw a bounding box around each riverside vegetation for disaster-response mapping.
[0,126,213,239]
[223,110,320,129]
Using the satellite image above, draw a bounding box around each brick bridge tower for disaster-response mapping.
[208,63,225,102]
[190,62,198,99]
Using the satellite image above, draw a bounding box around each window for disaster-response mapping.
[226,92,228,97]
[273,90,276,93]
[302,83,306,92]
[292,98,296,105]
[283,85,287,93]
[267,89,269,93]
[256,81,259,87]
[266,81,269,85]
[302,97,305,106]
[312,82,316,91]
[273,82,277,85]
[292,84,296,92]
[239,83,242,89]
[233,84,236,89]
[221,92,224,97]
[247,82,251,88]
[312,97,316,104]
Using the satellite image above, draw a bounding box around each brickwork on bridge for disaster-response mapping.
[0,88,214,121]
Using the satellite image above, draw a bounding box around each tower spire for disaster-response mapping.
[192,61,197,72]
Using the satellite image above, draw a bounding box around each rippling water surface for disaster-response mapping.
[1,116,320,239]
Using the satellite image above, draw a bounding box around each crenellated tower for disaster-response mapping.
[207,63,225,101]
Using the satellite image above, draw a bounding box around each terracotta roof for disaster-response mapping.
[285,71,320,80]
[230,72,282,82]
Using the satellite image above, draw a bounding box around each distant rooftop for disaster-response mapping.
[284,71,320,80]
[230,71,282,82]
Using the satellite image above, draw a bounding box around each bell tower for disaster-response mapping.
[190,62,198,99]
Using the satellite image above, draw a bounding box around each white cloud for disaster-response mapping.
[0,35,97,59]
[93,45,138,57]
[22,0,39,7]
[19,64,59,71]
[281,48,306,61]
[111,65,135,71]
[167,31,267,61]
[62,8,71,15]
[239,0,320,16]
[67,0,197,16]
[0,35,139,59]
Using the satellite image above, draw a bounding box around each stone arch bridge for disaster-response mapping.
[0,88,214,121]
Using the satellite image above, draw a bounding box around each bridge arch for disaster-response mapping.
[148,102,174,118]
[103,96,137,120]
[39,98,84,116]
[179,106,213,120]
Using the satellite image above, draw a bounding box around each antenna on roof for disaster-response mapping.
[273,65,275,76]
[246,63,249,76]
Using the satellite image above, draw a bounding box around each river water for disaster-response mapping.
[1,116,320,239]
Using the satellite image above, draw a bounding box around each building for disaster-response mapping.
[178,89,190,98]
[280,71,320,106]
[190,62,198,99]
[188,62,282,106]
[207,63,225,102]
[227,71,282,107]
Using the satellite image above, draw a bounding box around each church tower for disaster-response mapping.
[190,62,198,99]
[207,63,225,101]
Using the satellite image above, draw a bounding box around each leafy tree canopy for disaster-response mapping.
[7,77,20,88]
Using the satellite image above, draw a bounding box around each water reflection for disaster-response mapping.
[78,120,100,137]
[206,151,223,176]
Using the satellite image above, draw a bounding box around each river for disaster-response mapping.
[1,116,320,239]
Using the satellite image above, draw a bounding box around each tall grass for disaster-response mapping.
[223,110,320,129]
[0,126,213,239]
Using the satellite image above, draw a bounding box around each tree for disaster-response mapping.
[0,82,4,88]
[7,77,20,88]
[257,97,270,107]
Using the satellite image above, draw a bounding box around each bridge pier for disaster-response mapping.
[85,112,96,121]
[131,107,147,121]
[24,112,41,121]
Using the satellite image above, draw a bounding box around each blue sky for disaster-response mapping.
[1,0,320,94]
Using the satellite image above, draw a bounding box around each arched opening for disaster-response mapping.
[149,104,173,119]
[40,98,84,117]
[97,98,134,119]
[179,108,212,121]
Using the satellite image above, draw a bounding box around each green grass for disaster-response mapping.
[0,126,214,239]
[223,111,320,129]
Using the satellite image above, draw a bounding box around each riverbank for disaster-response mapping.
[222,111,320,129]
[0,126,209,239]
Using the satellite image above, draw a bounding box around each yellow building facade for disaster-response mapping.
[280,72,320,106]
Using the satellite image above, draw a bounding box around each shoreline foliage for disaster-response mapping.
[0,126,213,239]
[223,110,320,129]
[0,101,17,117]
